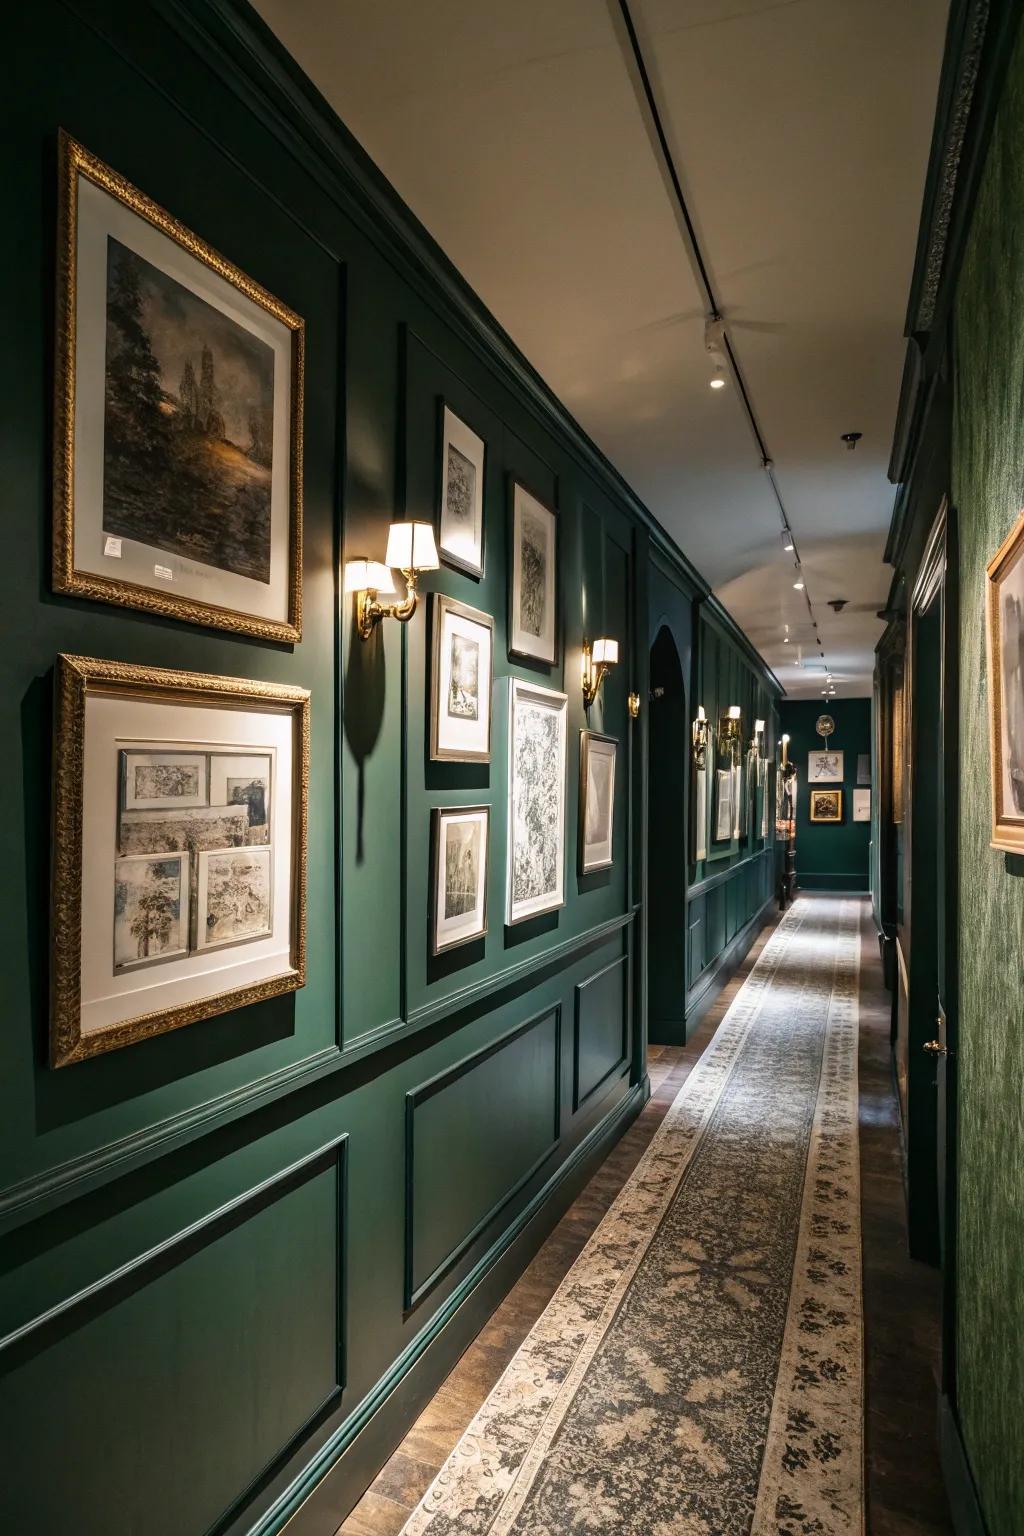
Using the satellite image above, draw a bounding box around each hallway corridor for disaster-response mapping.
[343,898,950,1536]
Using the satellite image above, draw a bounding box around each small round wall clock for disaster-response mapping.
[816,714,835,739]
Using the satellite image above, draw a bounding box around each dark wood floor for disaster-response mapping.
[338,899,953,1535]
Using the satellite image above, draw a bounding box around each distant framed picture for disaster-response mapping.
[53,133,304,642]
[579,731,616,873]
[430,594,494,761]
[761,760,771,839]
[713,769,734,842]
[431,806,489,954]
[986,511,1024,850]
[853,788,871,822]
[693,760,708,861]
[808,749,844,783]
[857,753,871,786]
[810,788,843,823]
[509,482,557,664]
[50,654,308,1066]
[437,403,485,577]
[507,678,567,923]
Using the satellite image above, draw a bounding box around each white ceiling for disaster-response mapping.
[254,0,948,696]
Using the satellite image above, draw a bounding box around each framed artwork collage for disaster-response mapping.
[46,132,624,1054]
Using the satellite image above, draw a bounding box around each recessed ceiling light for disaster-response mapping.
[793,580,804,590]
[709,368,726,391]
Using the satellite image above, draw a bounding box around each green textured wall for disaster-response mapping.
[0,3,780,1531]
[779,698,871,892]
[953,21,1024,1530]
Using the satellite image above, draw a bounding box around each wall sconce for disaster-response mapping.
[345,521,439,641]
[720,704,742,763]
[780,732,790,767]
[581,637,618,708]
[750,717,765,753]
[628,691,640,720]
[692,704,709,769]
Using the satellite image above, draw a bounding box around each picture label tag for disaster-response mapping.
[153,564,173,582]
[103,535,122,558]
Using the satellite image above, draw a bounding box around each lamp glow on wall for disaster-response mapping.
[345,521,439,640]
[581,636,618,708]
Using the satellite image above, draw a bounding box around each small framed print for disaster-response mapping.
[53,133,303,642]
[510,481,557,664]
[50,654,309,1066]
[579,731,616,874]
[713,769,734,842]
[810,788,843,823]
[986,511,1024,850]
[693,760,708,861]
[430,594,494,762]
[808,749,844,783]
[438,403,485,577]
[431,806,490,954]
[857,753,871,786]
[507,678,568,923]
[853,788,871,822]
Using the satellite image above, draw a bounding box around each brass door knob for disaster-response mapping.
[923,1039,947,1056]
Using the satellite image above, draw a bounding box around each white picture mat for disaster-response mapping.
[510,484,556,662]
[80,691,294,1037]
[72,174,293,624]
[122,751,208,810]
[694,763,708,861]
[435,810,488,949]
[581,737,616,872]
[853,788,871,822]
[440,406,485,573]
[507,679,567,922]
[436,606,492,758]
[715,769,733,841]
[808,749,844,782]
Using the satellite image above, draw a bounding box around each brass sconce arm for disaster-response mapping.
[357,568,421,640]
[692,708,709,769]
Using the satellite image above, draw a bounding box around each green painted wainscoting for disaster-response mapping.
[0,3,779,1533]
[779,698,871,894]
[951,19,1024,1531]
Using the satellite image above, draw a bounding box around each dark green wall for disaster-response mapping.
[952,21,1024,1530]
[0,3,779,1532]
[779,698,871,893]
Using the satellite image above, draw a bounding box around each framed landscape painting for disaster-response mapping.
[579,731,616,874]
[810,788,843,823]
[507,678,567,923]
[986,512,1024,850]
[438,403,485,578]
[430,806,489,954]
[53,133,304,642]
[430,594,493,762]
[50,654,309,1066]
[509,482,557,664]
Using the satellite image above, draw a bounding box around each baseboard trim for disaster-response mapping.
[252,1078,649,1536]
[681,895,777,1038]
[938,1394,988,1536]
[793,873,869,892]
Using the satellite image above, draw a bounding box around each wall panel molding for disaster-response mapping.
[573,953,629,1111]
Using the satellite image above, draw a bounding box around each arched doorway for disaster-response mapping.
[647,624,687,1043]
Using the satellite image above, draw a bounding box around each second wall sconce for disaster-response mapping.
[345,521,439,641]
[582,637,618,708]
[720,704,742,764]
[692,704,709,769]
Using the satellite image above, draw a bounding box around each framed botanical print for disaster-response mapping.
[438,403,485,577]
[507,678,567,923]
[50,654,309,1066]
[430,806,489,953]
[986,511,1024,849]
[579,731,616,873]
[810,788,843,823]
[509,482,557,664]
[808,749,844,783]
[430,594,493,761]
[713,769,734,842]
[53,133,304,642]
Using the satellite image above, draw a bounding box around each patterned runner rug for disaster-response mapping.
[400,896,863,1535]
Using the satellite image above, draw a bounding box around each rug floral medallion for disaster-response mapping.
[400,897,863,1536]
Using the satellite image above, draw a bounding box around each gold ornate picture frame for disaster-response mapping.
[51,654,309,1066]
[53,132,304,642]
[986,511,1024,851]
[809,787,843,823]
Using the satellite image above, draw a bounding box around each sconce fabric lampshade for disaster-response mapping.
[755,718,765,733]
[592,638,619,665]
[727,705,741,720]
[385,521,439,572]
[344,559,395,595]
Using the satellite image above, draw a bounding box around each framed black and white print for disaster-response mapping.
[438,403,485,577]
[50,655,308,1066]
[507,678,568,923]
[430,594,494,761]
[53,133,304,642]
[713,769,733,842]
[579,731,616,873]
[509,482,557,664]
[430,806,490,954]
